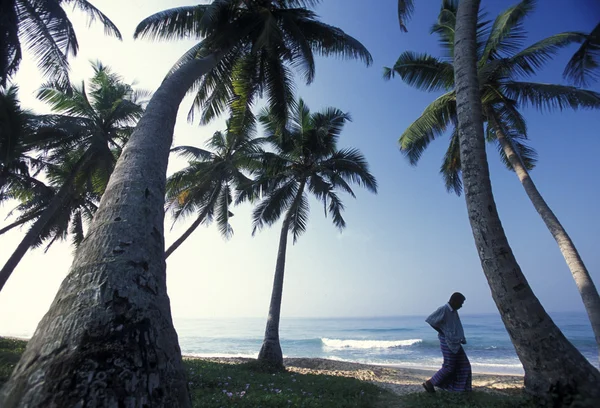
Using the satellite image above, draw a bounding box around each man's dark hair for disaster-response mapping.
[450,292,466,303]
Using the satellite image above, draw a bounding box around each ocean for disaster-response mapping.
[174,312,598,375]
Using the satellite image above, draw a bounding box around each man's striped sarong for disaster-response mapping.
[430,335,472,392]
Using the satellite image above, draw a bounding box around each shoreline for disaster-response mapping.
[185,356,524,396]
[182,353,524,376]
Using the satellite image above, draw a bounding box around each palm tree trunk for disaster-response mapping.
[0,211,41,235]
[454,0,600,402]
[165,213,206,259]
[0,150,94,292]
[491,114,600,363]
[0,54,222,408]
[257,216,290,369]
[258,181,306,368]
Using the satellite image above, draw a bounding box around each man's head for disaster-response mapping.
[449,292,466,310]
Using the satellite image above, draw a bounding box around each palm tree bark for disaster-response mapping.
[0,54,221,408]
[0,150,95,292]
[490,113,600,363]
[258,181,306,368]
[454,0,600,402]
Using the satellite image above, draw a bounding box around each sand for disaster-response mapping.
[187,356,524,397]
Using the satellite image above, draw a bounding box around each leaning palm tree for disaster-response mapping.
[385,0,600,363]
[0,2,373,406]
[564,21,600,87]
[0,0,121,87]
[249,99,377,368]
[0,61,145,292]
[165,116,262,258]
[452,0,600,400]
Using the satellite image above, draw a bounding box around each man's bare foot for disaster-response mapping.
[422,380,435,393]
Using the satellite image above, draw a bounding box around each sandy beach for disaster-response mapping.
[187,356,525,397]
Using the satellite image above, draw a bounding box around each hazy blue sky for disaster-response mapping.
[1,0,599,336]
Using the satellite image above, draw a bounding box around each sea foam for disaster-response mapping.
[321,338,422,349]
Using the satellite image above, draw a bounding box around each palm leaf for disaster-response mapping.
[564,22,600,87]
[399,91,456,165]
[383,52,454,92]
[397,0,414,32]
[480,0,535,63]
[501,81,600,112]
[64,0,122,40]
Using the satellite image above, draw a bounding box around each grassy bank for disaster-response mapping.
[0,337,536,407]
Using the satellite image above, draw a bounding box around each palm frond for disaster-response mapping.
[397,0,414,32]
[440,126,462,196]
[506,32,585,78]
[564,22,600,87]
[64,0,122,39]
[252,180,298,235]
[480,0,535,63]
[384,52,454,92]
[319,148,377,194]
[399,91,456,165]
[288,190,309,243]
[17,0,77,89]
[134,5,210,41]
[171,145,214,161]
[501,81,600,112]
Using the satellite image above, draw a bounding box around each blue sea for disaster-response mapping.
[174,312,598,375]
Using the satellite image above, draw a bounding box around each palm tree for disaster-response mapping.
[0,2,372,406]
[0,0,121,87]
[249,99,377,368]
[7,148,103,251]
[134,1,372,128]
[564,21,600,87]
[165,116,262,258]
[452,0,600,400]
[0,61,145,292]
[0,85,50,206]
[385,0,600,362]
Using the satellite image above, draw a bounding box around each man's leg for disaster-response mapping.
[454,347,472,392]
[426,337,458,391]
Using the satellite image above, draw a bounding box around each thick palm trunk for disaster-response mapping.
[454,0,600,402]
[258,182,306,368]
[492,117,600,362]
[0,150,94,292]
[0,54,221,408]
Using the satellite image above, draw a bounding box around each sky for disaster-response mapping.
[1,0,599,337]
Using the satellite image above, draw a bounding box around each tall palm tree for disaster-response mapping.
[0,61,145,292]
[564,21,600,87]
[385,0,600,362]
[0,0,121,87]
[0,2,373,406]
[452,0,600,400]
[249,99,377,368]
[165,116,262,258]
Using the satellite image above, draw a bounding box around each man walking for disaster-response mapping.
[422,292,472,392]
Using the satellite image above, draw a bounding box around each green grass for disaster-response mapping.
[185,359,398,407]
[0,337,27,386]
[398,390,536,408]
[0,336,538,407]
